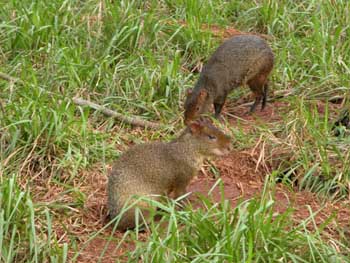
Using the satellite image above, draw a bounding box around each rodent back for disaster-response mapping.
[206,35,273,86]
[111,121,231,185]
[184,35,274,123]
[107,121,232,224]
[110,143,179,181]
[107,143,183,218]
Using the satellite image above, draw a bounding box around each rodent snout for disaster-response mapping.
[214,144,232,156]
[224,141,233,152]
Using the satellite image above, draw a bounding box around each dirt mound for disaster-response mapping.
[31,99,349,262]
[189,151,265,204]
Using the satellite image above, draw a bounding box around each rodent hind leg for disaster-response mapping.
[249,95,262,113]
[173,187,187,200]
[172,183,191,208]
[111,196,161,231]
[261,82,269,110]
[248,74,267,113]
[112,208,137,231]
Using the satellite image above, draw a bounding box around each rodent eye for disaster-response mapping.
[196,107,200,111]
[208,135,216,140]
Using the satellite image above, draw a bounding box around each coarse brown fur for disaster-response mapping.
[107,120,232,231]
[184,35,274,124]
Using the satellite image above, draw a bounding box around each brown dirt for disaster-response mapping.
[189,151,265,204]
[31,98,349,262]
[28,23,348,262]
[41,102,347,262]
[190,152,350,233]
[45,143,349,262]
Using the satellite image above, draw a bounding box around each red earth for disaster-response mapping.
[42,99,348,263]
[31,25,349,262]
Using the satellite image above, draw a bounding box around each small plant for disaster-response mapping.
[126,180,348,262]
[1,0,350,260]
[0,176,68,262]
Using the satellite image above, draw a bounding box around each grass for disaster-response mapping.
[126,185,348,263]
[1,0,350,261]
[87,179,349,262]
[0,176,68,262]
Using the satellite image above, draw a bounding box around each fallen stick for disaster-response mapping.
[0,72,23,84]
[73,97,162,129]
[0,72,163,129]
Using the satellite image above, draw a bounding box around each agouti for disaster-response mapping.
[184,35,274,124]
[107,119,231,231]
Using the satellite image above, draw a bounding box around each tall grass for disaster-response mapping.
[0,176,67,262]
[0,0,350,260]
[124,180,349,262]
[264,99,350,197]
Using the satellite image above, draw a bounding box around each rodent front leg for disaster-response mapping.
[214,94,227,118]
[214,102,224,118]
[173,185,187,199]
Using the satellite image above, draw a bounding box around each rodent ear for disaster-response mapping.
[188,120,203,134]
[198,89,208,101]
[186,88,193,96]
[198,116,211,125]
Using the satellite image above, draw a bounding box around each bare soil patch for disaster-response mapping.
[31,98,349,262]
[28,41,347,261]
[31,98,348,262]
[51,149,349,262]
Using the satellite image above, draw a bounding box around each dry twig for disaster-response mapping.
[0,72,163,129]
[0,71,23,84]
[73,97,162,130]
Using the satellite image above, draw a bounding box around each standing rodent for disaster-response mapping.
[184,35,274,124]
[107,119,232,231]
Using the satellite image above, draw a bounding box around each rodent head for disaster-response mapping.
[182,118,232,158]
[184,88,210,125]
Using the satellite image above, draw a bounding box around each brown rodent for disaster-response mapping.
[184,35,274,124]
[107,119,231,231]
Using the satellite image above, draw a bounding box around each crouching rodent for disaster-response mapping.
[107,120,232,231]
[184,35,274,124]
